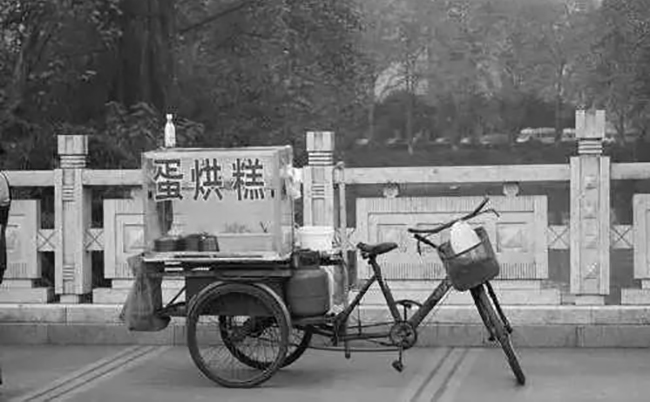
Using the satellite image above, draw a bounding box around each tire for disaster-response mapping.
[473,285,526,386]
[281,327,313,368]
[186,282,289,388]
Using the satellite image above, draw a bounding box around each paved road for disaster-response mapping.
[2,344,650,402]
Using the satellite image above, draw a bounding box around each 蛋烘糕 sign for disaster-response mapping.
[141,146,295,261]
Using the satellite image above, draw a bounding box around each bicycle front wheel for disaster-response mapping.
[472,284,526,385]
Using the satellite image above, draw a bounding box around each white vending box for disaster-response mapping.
[141,146,296,262]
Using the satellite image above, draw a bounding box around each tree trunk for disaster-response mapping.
[112,0,174,110]
[367,73,377,141]
[618,113,626,145]
[368,101,375,141]
[7,17,55,117]
[554,63,565,144]
[405,57,415,154]
[405,96,415,152]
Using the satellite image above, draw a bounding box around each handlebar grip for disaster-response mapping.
[408,228,426,234]
[408,226,444,235]
[413,233,439,250]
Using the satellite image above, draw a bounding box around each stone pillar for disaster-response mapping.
[303,131,335,227]
[570,110,610,305]
[54,135,92,303]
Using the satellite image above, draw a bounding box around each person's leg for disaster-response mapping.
[0,204,7,285]
[0,204,8,385]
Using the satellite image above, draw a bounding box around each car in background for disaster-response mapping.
[516,127,556,144]
[603,131,616,145]
[433,136,452,146]
[561,128,576,143]
[516,128,532,144]
[479,133,510,147]
[460,136,475,146]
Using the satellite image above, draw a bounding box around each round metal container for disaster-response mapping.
[200,235,219,252]
[154,236,180,252]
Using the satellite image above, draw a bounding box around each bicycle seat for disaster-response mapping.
[356,242,398,258]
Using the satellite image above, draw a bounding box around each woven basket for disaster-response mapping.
[437,227,500,292]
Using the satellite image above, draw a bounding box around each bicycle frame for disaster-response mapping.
[313,255,453,343]
[311,198,498,344]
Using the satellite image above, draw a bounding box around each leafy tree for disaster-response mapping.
[0,0,367,168]
[0,0,122,168]
[589,0,650,139]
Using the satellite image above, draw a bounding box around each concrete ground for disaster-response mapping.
[2,344,650,402]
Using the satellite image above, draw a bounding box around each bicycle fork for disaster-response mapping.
[471,282,513,342]
[486,281,513,333]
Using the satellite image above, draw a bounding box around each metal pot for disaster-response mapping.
[154,236,180,252]
[200,235,219,252]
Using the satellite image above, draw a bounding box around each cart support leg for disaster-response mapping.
[392,346,404,373]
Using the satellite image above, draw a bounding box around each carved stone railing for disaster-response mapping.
[3,110,650,306]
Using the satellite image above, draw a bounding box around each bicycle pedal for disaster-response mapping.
[391,360,404,373]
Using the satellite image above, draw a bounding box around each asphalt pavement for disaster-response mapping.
[1,344,650,402]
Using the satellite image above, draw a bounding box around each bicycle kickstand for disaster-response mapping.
[392,346,405,373]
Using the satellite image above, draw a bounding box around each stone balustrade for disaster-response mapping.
[1,110,650,310]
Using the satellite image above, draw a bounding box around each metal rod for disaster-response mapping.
[307,345,399,353]
[336,162,351,358]
[344,321,394,329]
[166,286,186,306]
[339,331,392,341]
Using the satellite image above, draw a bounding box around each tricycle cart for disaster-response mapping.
[127,145,525,389]
[142,250,346,388]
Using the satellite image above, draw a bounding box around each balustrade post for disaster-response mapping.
[303,131,335,227]
[54,135,92,303]
[570,110,610,305]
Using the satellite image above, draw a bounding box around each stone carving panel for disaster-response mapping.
[4,200,40,279]
[356,196,548,281]
[122,224,145,254]
[377,224,408,253]
[113,214,144,278]
[104,197,186,279]
[104,198,143,279]
[611,225,632,249]
[633,194,650,280]
[496,223,528,253]
[547,225,569,250]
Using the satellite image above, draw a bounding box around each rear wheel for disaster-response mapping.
[282,327,313,368]
[186,282,289,388]
[472,285,526,386]
[220,321,312,369]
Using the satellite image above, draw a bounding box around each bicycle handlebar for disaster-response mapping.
[407,197,497,236]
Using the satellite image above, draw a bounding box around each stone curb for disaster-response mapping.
[2,304,650,347]
[2,322,650,348]
[3,304,650,325]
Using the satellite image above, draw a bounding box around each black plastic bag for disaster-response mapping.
[119,253,171,332]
